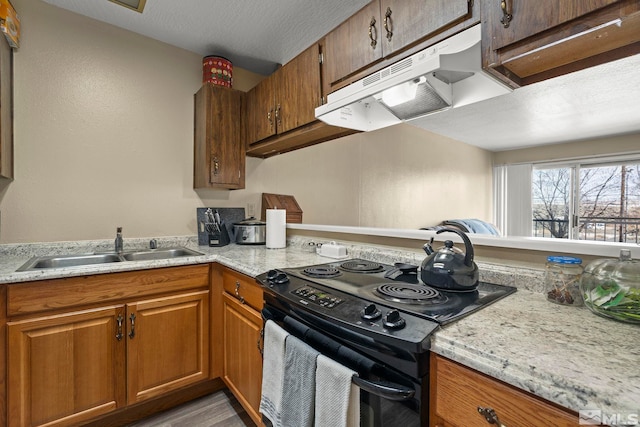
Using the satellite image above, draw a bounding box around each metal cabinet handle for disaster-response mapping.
[478,406,507,427]
[368,17,378,49]
[257,327,264,356]
[500,0,512,28]
[384,7,393,42]
[116,314,124,341]
[267,108,273,128]
[128,313,136,339]
[235,281,245,304]
[212,156,220,176]
[275,104,281,126]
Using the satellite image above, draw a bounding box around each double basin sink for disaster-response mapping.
[16,247,204,272]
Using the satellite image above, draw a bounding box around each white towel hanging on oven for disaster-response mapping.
[314,354,360,427]
[259,320,289,427]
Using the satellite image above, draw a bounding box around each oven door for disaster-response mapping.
[262,301,427,427]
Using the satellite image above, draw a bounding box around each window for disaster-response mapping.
[495,156,640,243]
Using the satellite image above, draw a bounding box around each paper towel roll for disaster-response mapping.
[266,209,286,249]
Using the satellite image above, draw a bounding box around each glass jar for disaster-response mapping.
[545,256,583,306]
[580,250,640,324]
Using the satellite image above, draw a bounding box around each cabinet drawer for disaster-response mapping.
[430,354,578,427]
[7,264,210,317]
[222,268,263,311]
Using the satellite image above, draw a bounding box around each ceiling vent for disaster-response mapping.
[109,0,146,13]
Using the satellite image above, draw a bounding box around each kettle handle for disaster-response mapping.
[436,228,474,267]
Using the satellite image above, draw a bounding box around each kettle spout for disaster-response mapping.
[422,238,434,255]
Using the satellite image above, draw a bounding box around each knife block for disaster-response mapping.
[208,222,231,247]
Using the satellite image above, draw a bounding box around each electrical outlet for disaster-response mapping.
[247,203,256,218]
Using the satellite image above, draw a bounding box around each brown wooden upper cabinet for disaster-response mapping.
[245,43,323,147]
[481,0,640,87]
[193,84,245,189]
[323,0,474,93]
[0,34,13,180]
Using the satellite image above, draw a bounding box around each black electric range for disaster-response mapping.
[257,258,516,426]
[257,258,516,355]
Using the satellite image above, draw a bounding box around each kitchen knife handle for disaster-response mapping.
[116,314,124,341]
[500,0,512,28]
[128,313,136,339]
[384,7,393,42]
[369,17,377,49]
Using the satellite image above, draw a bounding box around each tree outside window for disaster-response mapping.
[532,161,640,243]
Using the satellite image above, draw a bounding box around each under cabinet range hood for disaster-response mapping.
[315,25,512,132]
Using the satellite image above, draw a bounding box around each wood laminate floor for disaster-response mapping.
[127,390,255,427]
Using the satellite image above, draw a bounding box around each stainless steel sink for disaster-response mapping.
[16,253,123,271]
[121,247,203,261]
[16,247,204,272]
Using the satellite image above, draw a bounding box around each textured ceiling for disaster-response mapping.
[41,0,371,75]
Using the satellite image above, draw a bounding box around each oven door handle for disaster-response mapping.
[351,376,415,401]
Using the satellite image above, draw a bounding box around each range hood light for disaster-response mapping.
[379,79,417,107]
[378,77,427,107]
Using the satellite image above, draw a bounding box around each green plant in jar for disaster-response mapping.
[580,249,640,324]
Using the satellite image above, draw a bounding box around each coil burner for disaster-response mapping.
[376,283,447,305]
[302,266,342,278]
[340,260,384,273]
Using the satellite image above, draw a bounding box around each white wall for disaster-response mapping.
[0,0,494,243]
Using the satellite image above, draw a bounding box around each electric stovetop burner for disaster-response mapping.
[376,283,447,305]
[302,266,342,278]
[340,259,384,273]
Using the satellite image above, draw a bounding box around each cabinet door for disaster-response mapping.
[223,293,264,426]
[127,290,210,405]
[380,0,470,54]
[277,43,323,134]
[193,84,245,189]
[7,306,126,427]
[323,1,384,88]
[0,33,13,179]
[246,73,277,145]
[488,0,621,51]
[482,0,640,85]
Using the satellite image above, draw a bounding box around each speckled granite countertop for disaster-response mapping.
[1,235,638,425]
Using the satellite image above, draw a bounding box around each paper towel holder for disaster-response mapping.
[266,208,287,249]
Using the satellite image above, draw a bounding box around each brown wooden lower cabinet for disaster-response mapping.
[7,306,125,427]
[430,353,580,427]
[213,264,265,427]
[5,265,211,427]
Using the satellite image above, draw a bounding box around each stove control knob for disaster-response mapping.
[274,272,289,284]
[361,304,382,321]
[266,270,289,284]
[266,270,279,280]
[383,310,406,330]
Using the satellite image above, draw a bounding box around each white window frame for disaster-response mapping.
[494,153,640,240]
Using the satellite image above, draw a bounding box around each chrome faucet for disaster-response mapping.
[115,227,123,254]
